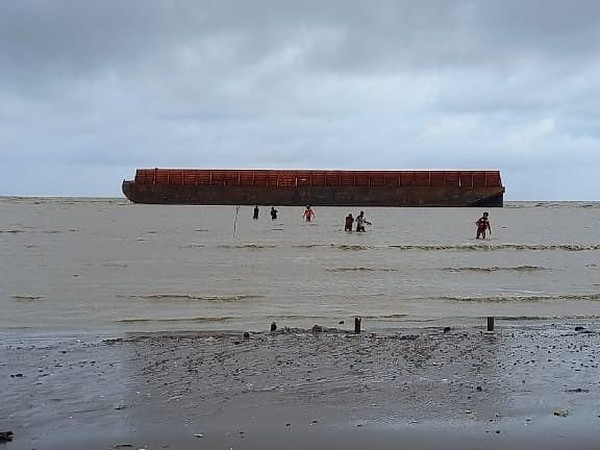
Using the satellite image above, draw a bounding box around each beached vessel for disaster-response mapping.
[122,169,505,207]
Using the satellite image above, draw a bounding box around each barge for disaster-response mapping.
[122,169,504,207]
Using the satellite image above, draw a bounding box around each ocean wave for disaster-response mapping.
[117,316,233,323]
[500,314,600,321]
[218,243,280,249]
[0,229,25,234]
[330,244,373,251]
[39,229,79,234]
[505,201,600,209]
[180,243,206,249]
[363,314,408,320]
[292,241,580,251]
[118,293,263,302]
[292,243,327,248]
[326,267,398,273]
[0,197,114,205]
[268,315,337,321]
[12,295,43,301]
[439,265,547,273]
[389,243,600,251]
[524,244,600,251]
[444,293,600,303]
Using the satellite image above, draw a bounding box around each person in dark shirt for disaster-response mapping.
[475,212,492,239]
[344,213,354,232]
[253,205,259,220]
[270,206,278,220]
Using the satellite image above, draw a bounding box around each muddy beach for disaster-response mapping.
[2,322,600,449]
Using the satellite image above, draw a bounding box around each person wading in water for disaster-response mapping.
[344,213,354,232]
[355,211,371,232]
[303,205,315,222]
[475,211,492,239]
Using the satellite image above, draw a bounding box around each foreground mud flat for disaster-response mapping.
[2,322,599,449]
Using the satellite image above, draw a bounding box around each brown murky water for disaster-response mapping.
[1,197,600,334]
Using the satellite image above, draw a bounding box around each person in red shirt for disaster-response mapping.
[303,205,315,222]
[476,212,492,239]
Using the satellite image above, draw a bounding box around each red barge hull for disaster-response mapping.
[122,169,504,207]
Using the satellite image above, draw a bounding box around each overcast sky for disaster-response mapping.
[1,0,599,199]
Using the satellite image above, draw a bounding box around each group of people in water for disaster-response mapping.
[253,205,279,221]
[253,205,492,239]
[344,211,371,232]
[252,205,373,233]
[253,205,318,223]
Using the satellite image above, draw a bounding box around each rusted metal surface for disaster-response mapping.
[122,169,505,207]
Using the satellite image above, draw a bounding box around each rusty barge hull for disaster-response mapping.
[122,169,505,207]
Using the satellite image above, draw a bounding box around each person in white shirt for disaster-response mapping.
[355,211,371,232]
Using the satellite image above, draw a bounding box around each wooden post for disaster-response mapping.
[354,317,362,334]
[487,316,494,332]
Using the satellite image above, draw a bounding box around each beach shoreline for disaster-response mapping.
[2,322,599,449]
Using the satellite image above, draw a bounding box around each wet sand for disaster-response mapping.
[2,322,600,449]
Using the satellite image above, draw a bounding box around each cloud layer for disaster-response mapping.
[1,0,599,199]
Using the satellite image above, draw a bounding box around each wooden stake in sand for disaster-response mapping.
[487,316,495,332]
[355,317,362,334]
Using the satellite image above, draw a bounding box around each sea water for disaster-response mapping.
[1,197,599,334]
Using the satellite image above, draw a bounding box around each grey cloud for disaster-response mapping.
[4,0,600,83]
[1,0,600,198]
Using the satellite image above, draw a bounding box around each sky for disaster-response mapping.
[1,0,599,200]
